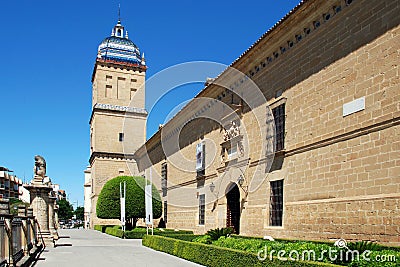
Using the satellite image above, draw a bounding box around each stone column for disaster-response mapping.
[24,183,53,237]
[0,199,12,263]
[54,204,59,230]
[48,196,57,236]
[26,208,35,245]
[17,206,28,255]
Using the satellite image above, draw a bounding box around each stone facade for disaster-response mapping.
[83,166,91,228]
[134,0,400,245]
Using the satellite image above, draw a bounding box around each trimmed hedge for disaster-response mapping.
[158,234,199,242]
[142,235,340,267]
[97,225,195,240]
[213,236,335,263]
[94,225,114,233]
[124,228,195,240]
[129,227,193,234]
[105,227,124,238]
[124,231,145,239]
[347,250,400,267]
[230,235,335,246]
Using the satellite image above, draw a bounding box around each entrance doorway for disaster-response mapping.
[226,183,240,234]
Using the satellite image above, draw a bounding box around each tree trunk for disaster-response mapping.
[126,218,138,230]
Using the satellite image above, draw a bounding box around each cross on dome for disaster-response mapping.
[111,5,128,39]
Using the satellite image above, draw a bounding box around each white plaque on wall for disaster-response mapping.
[343,97,365,117]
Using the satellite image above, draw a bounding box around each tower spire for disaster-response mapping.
[118,4,121,23]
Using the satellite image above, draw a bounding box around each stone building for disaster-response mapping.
[87,18,147,227]
[134,0,400,245]
[0,167,22,200]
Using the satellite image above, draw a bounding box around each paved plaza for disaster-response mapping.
[35,229,203,267]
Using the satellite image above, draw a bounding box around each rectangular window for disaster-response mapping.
[227,145,237,160]
[272,103,285,151]
[117,77,125,99]
[106,85,112,98]
[270,180,283,226]
[199,194,205,225]
[163,200,168,224]
[119,133,124,142]
[161,163,167,197]
[130,88,137,100]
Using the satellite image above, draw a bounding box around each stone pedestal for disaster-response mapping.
[54,204,59,230]
[48,196,57,237]
[24,178,53,241]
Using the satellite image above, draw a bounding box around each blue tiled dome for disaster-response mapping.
[97,20,145,65]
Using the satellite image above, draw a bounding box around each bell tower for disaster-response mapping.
[88,17,147,227]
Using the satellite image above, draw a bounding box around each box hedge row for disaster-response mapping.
[124,230,196,240]
[142,235,341,267]
[105,227,124,238]
[94,225,114,233]
[95,225,195,241]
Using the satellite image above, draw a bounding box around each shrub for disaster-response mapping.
[94,225,113,233]
[212,236,400,266]
[160,234,199,242]
[207,227,234,241]
[347,250,400,267]
[124,228,195,239]
[334,241,400,267]
[348,241,381,253]
[96,176,162,228]
[142,235,340,267]
[124,231,145,239]
[128,227,193,234]
[105,227,124,238]
[213,237,335,263]
[193,235,212,244]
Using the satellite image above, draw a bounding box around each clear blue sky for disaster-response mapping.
[0,0,300,207]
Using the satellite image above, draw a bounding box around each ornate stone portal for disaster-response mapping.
[24,155,58,242]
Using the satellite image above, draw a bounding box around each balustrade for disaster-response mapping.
[0,200,44,266]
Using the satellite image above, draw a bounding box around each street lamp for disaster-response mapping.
[237,175,244,186]
[209,182,216,193]
[237,174,248,195]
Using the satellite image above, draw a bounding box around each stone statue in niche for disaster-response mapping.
[34,155,46,178]
[238,141,244,157]
[220,148,226,163]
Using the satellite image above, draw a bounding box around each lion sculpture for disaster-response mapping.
[34,155,46,178]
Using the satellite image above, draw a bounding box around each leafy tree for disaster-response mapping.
[74,206,84,221]
[9,198,30,215]
[58,198,73,221]
[96,176,162,229]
